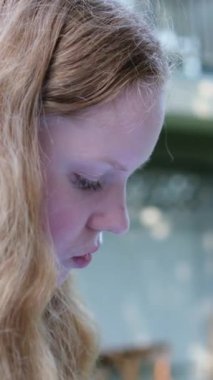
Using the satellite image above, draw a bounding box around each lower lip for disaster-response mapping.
[71,253,92,268]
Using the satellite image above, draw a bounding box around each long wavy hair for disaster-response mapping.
[0,1,168,379]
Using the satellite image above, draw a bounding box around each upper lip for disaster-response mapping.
[67,244,100,259]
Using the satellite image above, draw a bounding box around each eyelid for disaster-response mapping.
[74,170,103,181]
[69,173,103,192]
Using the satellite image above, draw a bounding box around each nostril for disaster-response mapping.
[86,202,130,235]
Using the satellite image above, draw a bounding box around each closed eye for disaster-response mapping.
[70,173,103,192]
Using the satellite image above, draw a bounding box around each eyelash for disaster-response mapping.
[71,173,103,192]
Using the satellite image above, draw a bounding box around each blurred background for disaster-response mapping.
[76,1,213,379]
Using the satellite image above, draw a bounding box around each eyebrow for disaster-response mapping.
[102,159,128,172]
[100,156,151,172]
[68,155,152,175]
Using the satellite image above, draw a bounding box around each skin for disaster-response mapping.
[39,85,166,284]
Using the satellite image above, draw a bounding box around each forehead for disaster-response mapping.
[42,84,164,132]
[39,85,165,172]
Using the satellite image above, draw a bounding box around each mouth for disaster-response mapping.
[68,245,99,269]
[71,253,93,268]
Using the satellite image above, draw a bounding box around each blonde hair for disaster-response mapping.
[0,1,168,379]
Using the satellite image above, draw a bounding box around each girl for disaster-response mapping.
[0,1,168,379]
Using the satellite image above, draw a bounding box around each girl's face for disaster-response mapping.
[39,85,165,284]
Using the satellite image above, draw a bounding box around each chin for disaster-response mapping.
[57,267,71,286]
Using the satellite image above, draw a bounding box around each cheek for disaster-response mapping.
[49,205,74,239]
[44,192,81,249]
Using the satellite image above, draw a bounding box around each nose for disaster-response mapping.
[87,201,130,235]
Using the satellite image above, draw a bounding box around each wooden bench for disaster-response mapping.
[95,343,172,380]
